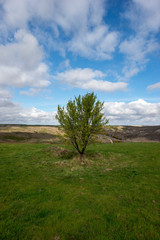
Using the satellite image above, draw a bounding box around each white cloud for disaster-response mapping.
[19,107,56,125]
[104,99,160,125]
[20,88,41,96]
[0,29,43,70]
[120,37,159,63]
[0,91,56,124]
[0,88,11,99]
[119,36,159,79]
[126,0,160,34]
[147,82,160,91]
[0,94,159,125]
[56,68,127,92]
[0,29,50,90]
[68,26,119,59]
[119,0,160,80]
[0,0,118,60]
[0,88,14,107]
[1,0,105,32]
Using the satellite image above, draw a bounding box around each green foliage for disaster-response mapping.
[56,92,108,155]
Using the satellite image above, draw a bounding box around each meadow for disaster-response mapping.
[0,142,160,240]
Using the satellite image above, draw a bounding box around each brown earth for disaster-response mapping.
[0,124,160,143]
[102,125,160,143]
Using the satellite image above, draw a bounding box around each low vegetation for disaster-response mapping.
[0,142,160,239]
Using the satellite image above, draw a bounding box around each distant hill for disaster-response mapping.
[0,124,160,143]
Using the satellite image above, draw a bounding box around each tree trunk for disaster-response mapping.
[79,152,84,161]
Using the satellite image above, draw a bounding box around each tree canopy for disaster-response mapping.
[56,92,109,156]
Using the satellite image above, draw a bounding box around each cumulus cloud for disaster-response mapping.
[1,0,105,33]
[0,88,14,108]
[119,0,160,80]
[147,82,160,91]
[0,91,56,124]
[125,0,160,34]
[120,37,159,63]
[0,29,43,70]
[0,94,159,125]
[68,26,119,59]
[20,88,42,96]
[0,29,50,91]
[0,0,118,60]
[119,36,159,79]
[104,99,160,125]
[19,107,56,125]
[55,68,127,92]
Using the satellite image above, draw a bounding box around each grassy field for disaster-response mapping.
[0,142,160,240]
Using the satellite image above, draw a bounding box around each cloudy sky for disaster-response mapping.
[0,0,160,125]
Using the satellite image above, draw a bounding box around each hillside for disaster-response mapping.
[0,124,160,143]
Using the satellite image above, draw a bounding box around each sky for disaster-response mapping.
[0,0,160,125]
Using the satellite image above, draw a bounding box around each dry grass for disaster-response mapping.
[0,125,61,135]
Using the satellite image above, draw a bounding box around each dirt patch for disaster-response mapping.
[46,146,73,158]
[0,131,61,143]
[103,125,160,142]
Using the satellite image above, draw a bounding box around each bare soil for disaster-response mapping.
[103,125,160,143]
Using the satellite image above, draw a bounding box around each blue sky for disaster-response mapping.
[0,0,160,125]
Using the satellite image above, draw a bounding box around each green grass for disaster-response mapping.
[0,143,160,240]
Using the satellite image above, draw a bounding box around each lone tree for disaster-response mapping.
[56,92,109,157]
